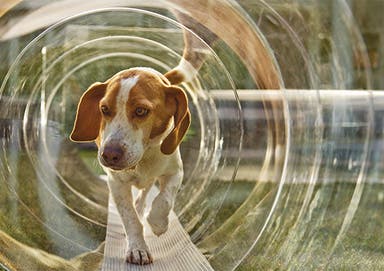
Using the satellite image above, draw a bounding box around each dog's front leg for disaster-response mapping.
[108,179,153,265]
[135,184,152,218]
[147,170,183,236]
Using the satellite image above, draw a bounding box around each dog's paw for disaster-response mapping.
[147,193,172,236]
[147,193,171,236]
[126,248,153,265]
[147,212,169,236]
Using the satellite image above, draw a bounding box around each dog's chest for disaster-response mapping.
[107,147,181,188]
[108,165,160,189]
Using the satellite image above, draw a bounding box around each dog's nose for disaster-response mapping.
[101,145,124,167]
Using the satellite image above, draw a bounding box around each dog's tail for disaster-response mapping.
[165,12,218,85]
[164,58,198,85]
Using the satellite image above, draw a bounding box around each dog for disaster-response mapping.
[70,67,191,265]
[69,9,220,264]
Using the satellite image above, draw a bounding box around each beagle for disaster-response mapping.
[70,67,191,265]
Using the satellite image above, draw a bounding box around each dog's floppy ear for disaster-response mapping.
[70,82,108,142]
[161,86,191,155]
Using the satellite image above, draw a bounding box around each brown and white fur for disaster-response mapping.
[70,67,191,265]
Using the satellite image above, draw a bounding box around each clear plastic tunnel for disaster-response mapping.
[1,1,384,270]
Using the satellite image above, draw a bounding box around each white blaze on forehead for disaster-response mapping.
[101,75,139,143]
[119,75,139,104]
[100,74,144,165]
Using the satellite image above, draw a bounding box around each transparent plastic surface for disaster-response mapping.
[0,1,383,271]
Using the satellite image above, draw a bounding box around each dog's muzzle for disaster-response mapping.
[100,144,125,170]
[100,139,141,171]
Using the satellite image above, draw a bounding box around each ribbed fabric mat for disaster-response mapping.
[101,186,214,271]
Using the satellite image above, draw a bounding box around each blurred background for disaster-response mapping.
[1,0,384,89]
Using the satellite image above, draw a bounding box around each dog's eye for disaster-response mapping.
[135,107,149,117]
[100,105,110,115]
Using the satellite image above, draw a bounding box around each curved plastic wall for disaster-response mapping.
[1,1,384,270]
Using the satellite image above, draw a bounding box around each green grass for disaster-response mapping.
[77,148,104,175]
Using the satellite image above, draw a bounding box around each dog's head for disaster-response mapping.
[70,68,190,171]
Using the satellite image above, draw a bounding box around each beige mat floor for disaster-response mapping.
[101,186,214,271]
